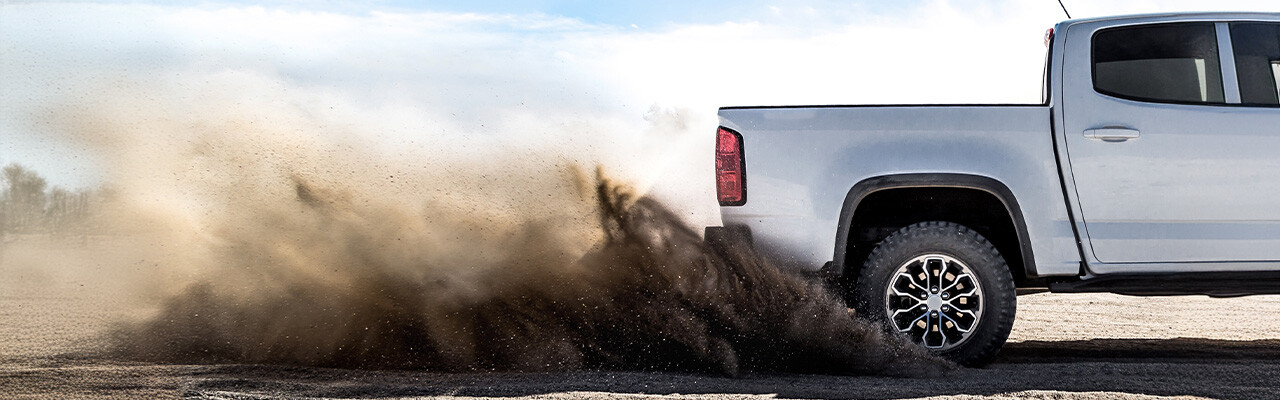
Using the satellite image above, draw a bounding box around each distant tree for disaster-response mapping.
[71,188,93,230]
[0,164,111,239]
[2,163,49,233]
[46,186,69,235]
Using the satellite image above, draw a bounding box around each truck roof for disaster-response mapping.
[1061,12,1280,28]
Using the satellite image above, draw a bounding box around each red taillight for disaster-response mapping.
[716,127,745,206]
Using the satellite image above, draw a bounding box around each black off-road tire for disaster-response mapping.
[852,221,1016,366]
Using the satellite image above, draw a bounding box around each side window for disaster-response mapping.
[1229,22,1280,105]
[1092,23,1225,104]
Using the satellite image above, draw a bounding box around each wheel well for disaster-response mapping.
[841,187,1029,287]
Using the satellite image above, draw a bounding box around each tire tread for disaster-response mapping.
[853,221,1016,366]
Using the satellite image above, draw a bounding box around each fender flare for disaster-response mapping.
[831,173,1036,278]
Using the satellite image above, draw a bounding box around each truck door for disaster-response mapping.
[1062,20,1280,265]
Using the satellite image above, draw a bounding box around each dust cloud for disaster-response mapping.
[35,72,943,377]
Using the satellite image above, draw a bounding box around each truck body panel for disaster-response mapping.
[718,106,1081,276]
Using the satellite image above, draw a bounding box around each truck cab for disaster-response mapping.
[1054,14,1280,272]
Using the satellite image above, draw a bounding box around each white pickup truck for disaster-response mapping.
[706,12,1280,365]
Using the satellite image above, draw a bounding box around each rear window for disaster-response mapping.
[1092,23,1225,104]
[1229,22,1280,105]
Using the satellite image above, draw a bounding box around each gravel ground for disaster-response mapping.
[3,238,1279,400]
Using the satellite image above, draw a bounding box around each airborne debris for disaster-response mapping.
[112,169,946,376]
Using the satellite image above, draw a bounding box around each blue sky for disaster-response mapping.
[369,0,768,26]
[364,0,902,26]
[5,0,1280,190]
[108,0,906,27]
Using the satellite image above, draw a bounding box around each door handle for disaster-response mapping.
[1083,127,1140,142]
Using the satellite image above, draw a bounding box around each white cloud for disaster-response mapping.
[4,0,1280,192]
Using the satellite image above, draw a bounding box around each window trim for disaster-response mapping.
[1090,22,1229,106]
[1216,22,1244,104]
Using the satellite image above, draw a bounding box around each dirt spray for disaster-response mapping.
[38,72,945,377]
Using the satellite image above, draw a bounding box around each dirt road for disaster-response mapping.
[3,239,1279,399]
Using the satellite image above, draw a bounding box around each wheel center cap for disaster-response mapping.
[927,294,944,311]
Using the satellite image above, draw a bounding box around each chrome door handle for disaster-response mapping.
[1084,127,1140,142]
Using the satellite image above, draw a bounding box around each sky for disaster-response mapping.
[4,0,1280,190]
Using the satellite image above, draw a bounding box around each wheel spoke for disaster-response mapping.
[924,257,942,289]
[891,287,926,303]
[898,311,928,333]
[899,270,926,290]
[891,306,924,320]
[951,306,978,320]
[939,259,956,284]
[941,312,972,333]
[922,313,946,349]
[942,273,971,292]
